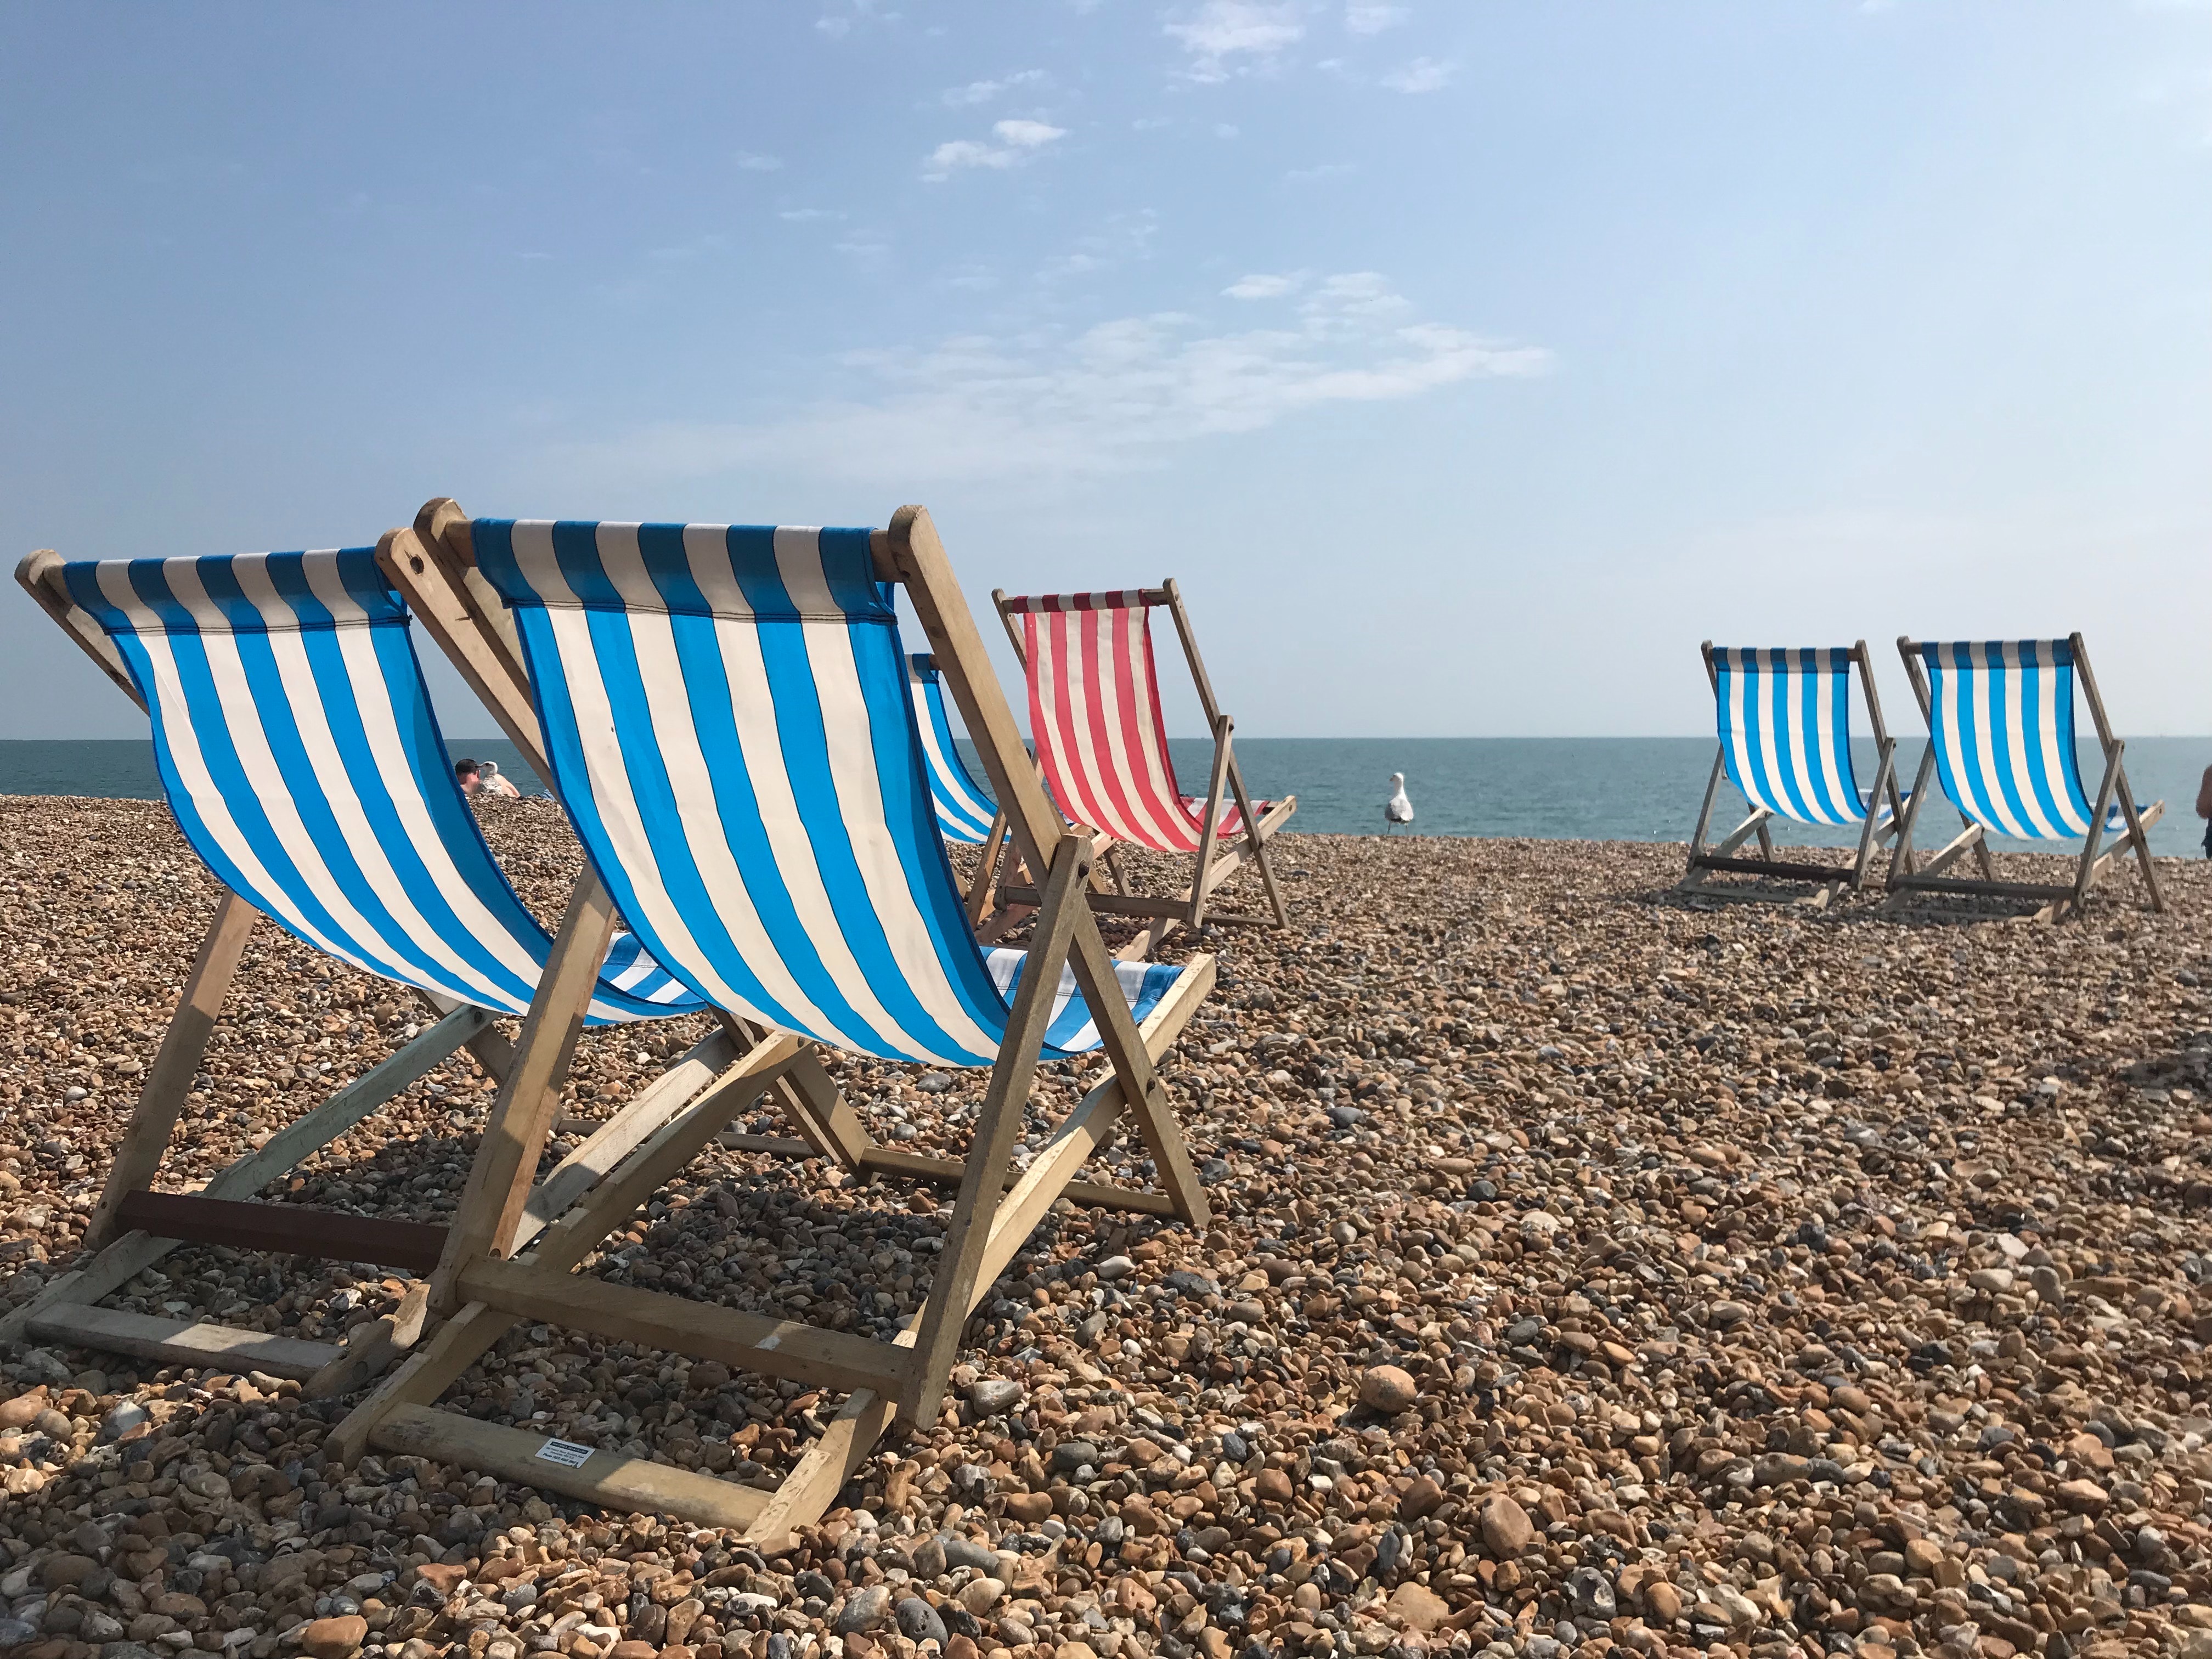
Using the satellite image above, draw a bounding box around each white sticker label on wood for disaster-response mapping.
[535,1438,593,1468]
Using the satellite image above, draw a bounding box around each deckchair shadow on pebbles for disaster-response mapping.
[1679,641,1906,907]
[7,546,712,1394]
[1888,635,2165,921]
[329,505,1216,1543]
[991,582,1295,961]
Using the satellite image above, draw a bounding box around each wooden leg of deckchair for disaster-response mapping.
[2054,748,2128,921]
[432,873,620,1308]
[967,812,1010,928]
[1,1006,493,1347]
[901,833,1092,1429]
[1679,751,1727,890]
[1847,747,1897,889]
[1221,747,1289,929]
[329,1034,806,1466]
[82,891,258,1251]
[2117,770,2166,912]
[712,1013,867,1172]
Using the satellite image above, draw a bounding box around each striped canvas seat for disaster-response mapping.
[1712,647,1898,827]
[1003,589,1273,853]
[1912,640,2148,840]
[906,653,995,845]
[60,550,699,1026]
[470,521,1183,1067]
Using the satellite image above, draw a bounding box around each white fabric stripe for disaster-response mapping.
[771,529,1000,1058]
[98,572,383,979]
[1970,646,2022,837]
[510,526,764,1022]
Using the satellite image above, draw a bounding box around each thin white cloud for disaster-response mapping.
[779,207,847,222]
[996,118,1067,147]
[1166,1,1306,81]
[1344,2,1408,32]
[943,69,1048,106]
[923,118,1069,178]
[1223,273,1299,298]
[1381,55,1454,92]
[816,15,851,36]
[734,152,783,172]
[567,274,1548,483]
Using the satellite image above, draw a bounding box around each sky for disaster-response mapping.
[2,2,2208,741]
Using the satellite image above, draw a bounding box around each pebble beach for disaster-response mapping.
[1,793,2209,1659]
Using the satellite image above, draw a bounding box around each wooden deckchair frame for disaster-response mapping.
[329,504,1215,1544]
[991,579,1295,961]
[1887,631,2166,922]
[4,550,726,1394]
[1679,640,1905,909]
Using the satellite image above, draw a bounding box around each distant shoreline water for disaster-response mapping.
[5,735,2207,857]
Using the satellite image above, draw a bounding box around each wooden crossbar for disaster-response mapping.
[459,1261,907,1396]
[114,1192,448,1272]
[376,1404,772,1530]
[26,1306,343,1379]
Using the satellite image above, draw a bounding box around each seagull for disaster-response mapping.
[1385,772,1414,834]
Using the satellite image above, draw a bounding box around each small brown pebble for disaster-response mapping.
[1479,1494,1534,1556]
[1357,1364,1419,1413]
[611,1645,658,1659]
[300,1615,368,1659]
[1002,1490,1054,1523]
[1256,1467,1295,1505]
[1644,1582,1683,1623]
[1385,1583,1449,1632]
[1396,1473,1445,1521]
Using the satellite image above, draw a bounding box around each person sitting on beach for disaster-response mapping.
[477,759,521,798]
[2197,764,2212,859]
[454,758,482,794]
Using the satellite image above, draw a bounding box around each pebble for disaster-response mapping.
[299,1615,367,1658]
[1,806,2211,1659]
[1357,1362,1419,1412]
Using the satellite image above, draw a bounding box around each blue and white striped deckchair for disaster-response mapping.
[1681,641,1903,901]
[470,521,1178,1064]
[1891,634,2165,916]
[9,543,708,1392]
[906,652,997,845]
[345,504,1216,1537]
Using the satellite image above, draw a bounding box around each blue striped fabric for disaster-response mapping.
[470,520,1184,1065]
[1712,648,1878,827]
[1915,640,2138,840]
[60,550,701,1025]
[906,653,996,845]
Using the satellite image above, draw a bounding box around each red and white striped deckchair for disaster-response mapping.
[994,580,1295,957]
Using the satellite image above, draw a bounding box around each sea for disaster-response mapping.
[7,735,2207,858]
